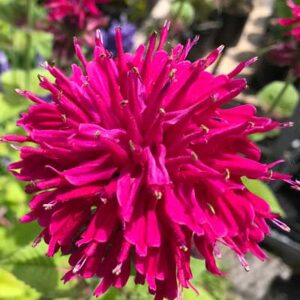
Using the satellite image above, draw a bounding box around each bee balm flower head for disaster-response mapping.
[278,0,300,41]
[2,22,298,300]
[46,0,110,29]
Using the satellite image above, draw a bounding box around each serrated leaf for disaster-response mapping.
[0,227,18,257]
[0,268,39,299]
[257,81,299,117]
[0,242,82,299]
[242,177,285,216]
[1,244,59,296]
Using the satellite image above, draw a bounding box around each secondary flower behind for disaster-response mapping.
[278,0,300,41]
[46,0,110,29]
[2,23,298,300]
[268,0,300,77]
[44,0,110,63]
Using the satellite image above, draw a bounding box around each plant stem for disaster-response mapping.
[25,0,34,88]
[169,0,185,38]
[267,75,294,115]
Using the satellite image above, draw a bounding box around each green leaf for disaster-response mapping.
[257,81,299,117]
[171,1,195,25]
[242,177,285,216]
[1,69,52,102]
[0,268,39,300]
[1,244,59,296]
[184,287,215,300]
[0,242,81,299]
[0,93,26,123]
[31,31,53,59]
[249,128,280,142]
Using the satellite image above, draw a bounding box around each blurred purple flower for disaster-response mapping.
[0,51,10,74]
[102,20,136,54]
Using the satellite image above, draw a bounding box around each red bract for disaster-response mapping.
[278,0,300,41]
[2,23,298,299]
[46,0,109,29]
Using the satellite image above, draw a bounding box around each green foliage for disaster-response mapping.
[257,81,299,118]
[0,0,52,70]
[0,268,39,300]
[242,177,285,216]
[171,1,195,25]
[249,129,280,142]
[1,69,52,101]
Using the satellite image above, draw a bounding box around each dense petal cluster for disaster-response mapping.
[278,0,300,41]
[2,23,298,300]
[46,0,110,29]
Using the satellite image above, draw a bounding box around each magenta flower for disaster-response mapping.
[268,41,300,77]
[2,23,298,299]
[278,0,300,41]
[44,0,110,63]
[46,0,110,29]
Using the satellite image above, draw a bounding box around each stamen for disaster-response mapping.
[210,95,218,102]
[95,130,101,139]
[191,151,198,161]
[217,45,225,54]
[213,244,222,259]
[112,263,122,275]
[280,121,294,128]
[15,88,24,95]
[37,74,46,82]
[159,107,166,115]
[32,235,42,248]
[96,29,104,43]
[40,61,49,69]
[248,121,255,128]
[291,184,300,191]
[10,144,20,150]
[238,255,250,272]
[100,197,108,204]
[208,203,216,214]
[268,170,273,179]
[154,190,162,200]
[120,99,129,106]
[129,140,135,151]
[179,245,188,252]
[132,67,140,75]
[169,68,177,79]
[73,256,87,273]
[225,168,230,180]
[61,114,67,123]
[200,124,209,133]
[272,218,291,232]
[43,201,57,210]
